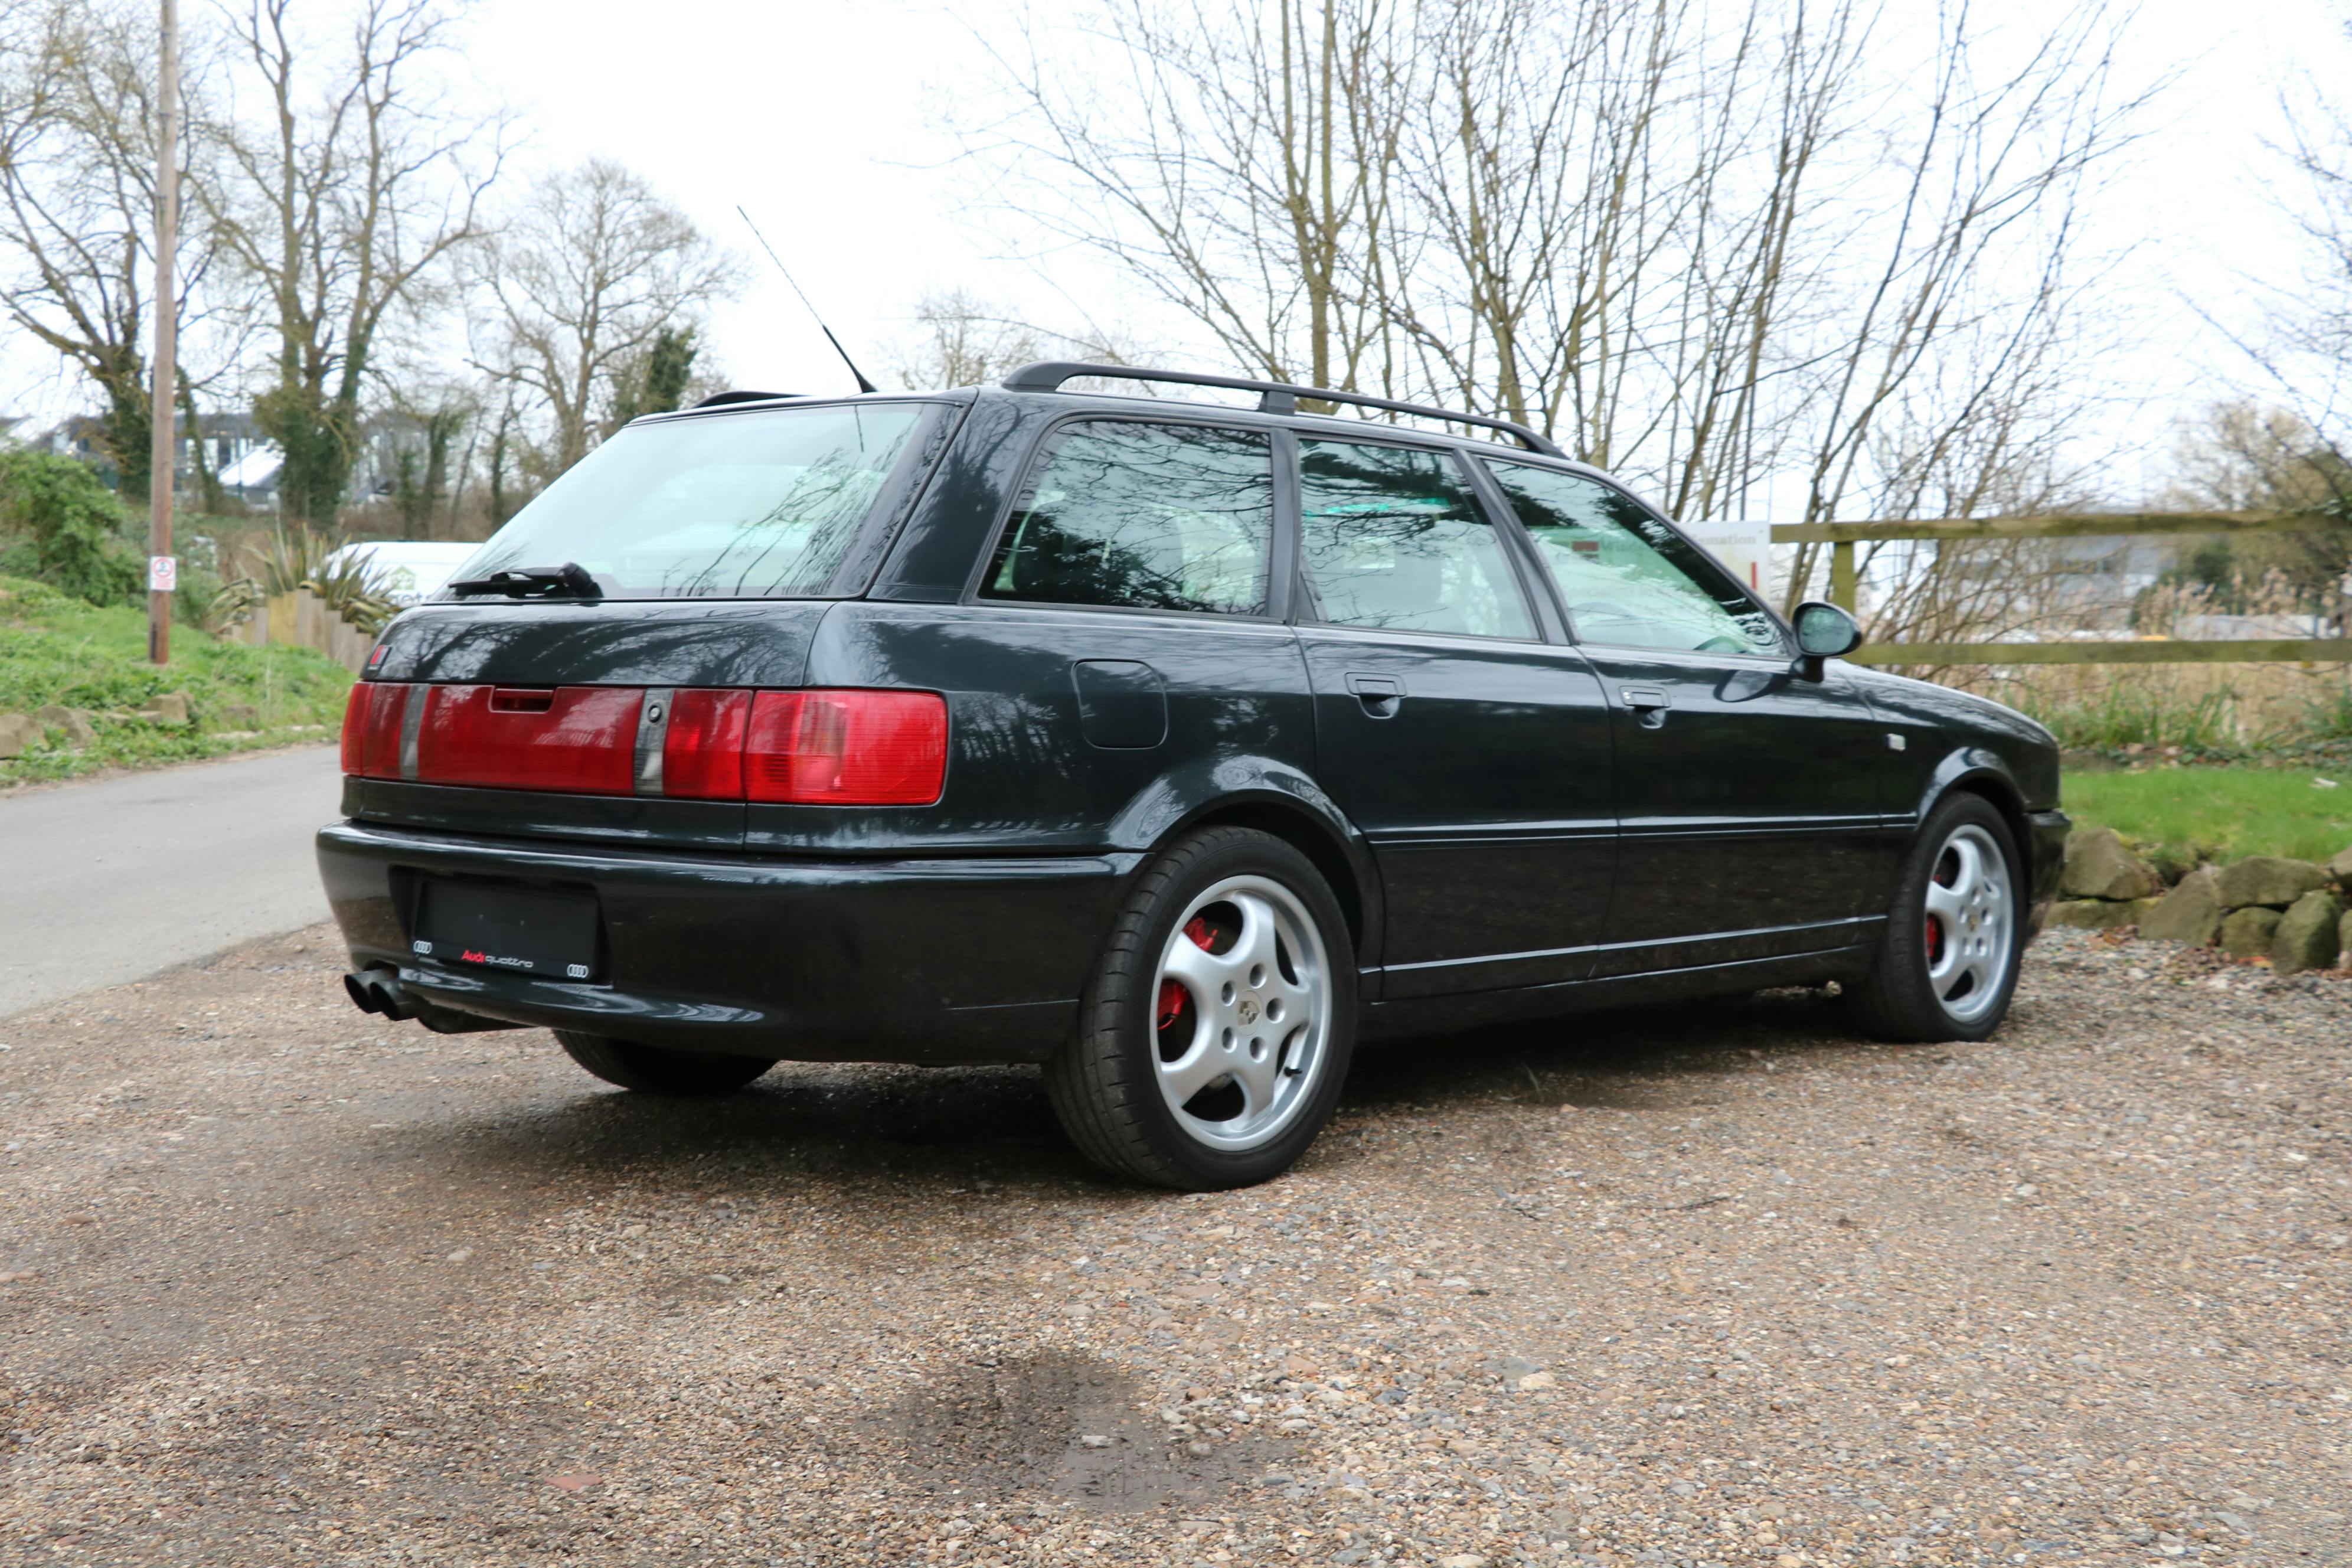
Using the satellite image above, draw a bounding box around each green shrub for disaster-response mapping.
[2024,684,2243,755]
[0,571,352,783]
[0,451,141,606]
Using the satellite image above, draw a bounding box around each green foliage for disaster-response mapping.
[641,326,698,416]
[254,380,357,525]
[2066,765,2352,867]
[0,450,142,606]
[257,522,333,596]
[610,326,698,427]
[2024,684,2244,755]
[171,562,262,636]
[309,548,397,635]
[0,573,352,784]
[2301,682,2352,743]
[2140,538,2246,618]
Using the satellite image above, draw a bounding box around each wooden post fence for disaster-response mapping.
[1770,511,2352,665]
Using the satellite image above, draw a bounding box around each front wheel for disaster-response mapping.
[1848,794,2025,1043]
[1045,827,1358,1190]
[554,1030,779,1095]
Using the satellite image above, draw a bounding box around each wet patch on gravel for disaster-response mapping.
[876,1349,1293,1511]
[0,925,2346,1566]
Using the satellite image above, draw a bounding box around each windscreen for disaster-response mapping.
[447,401,937,599]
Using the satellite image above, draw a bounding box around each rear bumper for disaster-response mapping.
[316,819,1138,1064]
[2026,808,2070,940]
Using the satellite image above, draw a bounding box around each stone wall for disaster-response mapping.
[2053,825,2352,975]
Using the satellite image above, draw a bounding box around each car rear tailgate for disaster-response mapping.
[346,598,835,849]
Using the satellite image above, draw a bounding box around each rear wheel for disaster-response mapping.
[554,1030,778,1095]
[1848,793,2024,1043]
[1045,827,1357,1190]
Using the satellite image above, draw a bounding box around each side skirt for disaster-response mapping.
[1358,942,1877,1041]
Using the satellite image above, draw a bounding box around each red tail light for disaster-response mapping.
[339,684,368,775]
[348,683,945,802]
[743,690,948,805]
[341,682,410,778]
[661,688,751,799]
[415,684,642,794]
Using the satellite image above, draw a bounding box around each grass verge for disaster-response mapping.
[2063,763,2352,866]
[0,574,351,786]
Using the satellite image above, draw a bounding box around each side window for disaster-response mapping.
[981,421,1273,615]
[1298,440,1536,639]
[1481,459,1785,656]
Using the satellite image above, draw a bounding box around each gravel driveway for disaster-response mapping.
[1,927,2346,1567]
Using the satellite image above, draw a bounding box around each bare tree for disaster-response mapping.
[974,0,2144,610]
[891,287,1140,390]
[979,0,1407,391]
[2219,18,2352,480]
[0,0,228,500]
[469,158,736,478]
[212,0,502,523]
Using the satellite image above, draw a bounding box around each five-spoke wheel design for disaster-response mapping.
[1149,874,1333,1153]
[1922,823,2013,1023]
[1847,793,2024,1044]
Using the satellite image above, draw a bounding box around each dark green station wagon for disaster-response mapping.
[322,363,2067,1189]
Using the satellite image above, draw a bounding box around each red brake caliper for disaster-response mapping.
[1157,917,1216,1030]
[1925,864,1950,964]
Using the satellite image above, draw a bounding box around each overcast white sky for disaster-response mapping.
[9,0,2352,508]
[473,0,2352,504]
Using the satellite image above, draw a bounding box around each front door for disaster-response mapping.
[1475,456,1889,975]
[1291,436,1617,998]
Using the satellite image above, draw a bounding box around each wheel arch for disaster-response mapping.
[1915,747,2035,887]
[1108,764,1381,965]
[1177,798,1374,958]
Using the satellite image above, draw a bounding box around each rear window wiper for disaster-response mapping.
[447,563,602,599]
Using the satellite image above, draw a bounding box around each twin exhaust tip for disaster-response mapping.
[344,968,417,1021]
[343,968,524,1035]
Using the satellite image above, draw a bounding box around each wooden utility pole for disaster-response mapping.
[146,0,179,665]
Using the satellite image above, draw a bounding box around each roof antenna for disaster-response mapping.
[737,205,878,394]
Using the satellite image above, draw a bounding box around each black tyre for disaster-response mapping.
[554,1030,779,1095]
[1847,793,2026,1043]
[1044,827,1358,1190]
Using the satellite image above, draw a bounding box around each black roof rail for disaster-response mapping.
[693,390,802,409]
[999,361,1564,458]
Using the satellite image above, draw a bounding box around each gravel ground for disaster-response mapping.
[1,925,2347,1568]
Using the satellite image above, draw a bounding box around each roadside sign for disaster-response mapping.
[148,556,178,593]
[1681,518,1772,600]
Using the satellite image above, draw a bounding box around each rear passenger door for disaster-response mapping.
[1476,458,1889,974]
[819,417,1315,857]
[1290,436,1617,998]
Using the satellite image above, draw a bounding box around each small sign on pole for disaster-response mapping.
[1681,517,1775,602]
[148,556,178,593]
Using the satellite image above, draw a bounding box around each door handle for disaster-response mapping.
[1621,687,1671,728]
[1345,672,1404,718]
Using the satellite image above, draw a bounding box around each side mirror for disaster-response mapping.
[1790,600,1863,681]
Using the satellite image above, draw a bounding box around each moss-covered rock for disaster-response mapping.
[2219,906,2284,959]
[2141,867,2224,946]
[2271,890,2347,975]
[2060,826,2162,901]
[2052,897,2159,930]
[2214,857,2330,911]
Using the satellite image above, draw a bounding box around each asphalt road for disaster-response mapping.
[0,746,341,1018]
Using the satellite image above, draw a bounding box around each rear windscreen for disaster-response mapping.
[446,401,940,599]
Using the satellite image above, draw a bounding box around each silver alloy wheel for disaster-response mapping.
[1151,873,1334,1154]
[1923,823,2014,1023]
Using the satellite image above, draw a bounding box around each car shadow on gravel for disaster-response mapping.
[437,1056,1086,1180]
[1347,985,1866,1113]
[425,986,1865,1192]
